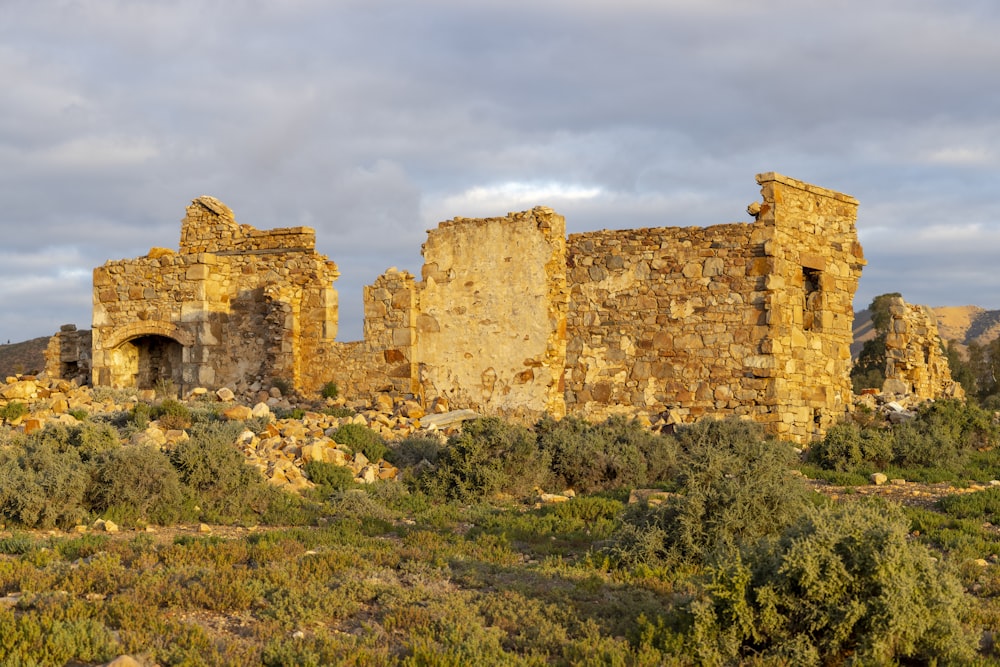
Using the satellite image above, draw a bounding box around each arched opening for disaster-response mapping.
[109,335,184,391]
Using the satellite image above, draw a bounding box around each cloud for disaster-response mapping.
[1,0,999,342]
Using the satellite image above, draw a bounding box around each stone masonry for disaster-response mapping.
[91,196,339,393]
[81,173,873,442]
[881,295,964,400]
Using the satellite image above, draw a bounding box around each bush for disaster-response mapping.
[320,381,339,400]
[25,422,120,462]
[169,422,269,523]
[0,439,90,529]
[535,415,678,493]
[937,486,1000,522]
[329,423,386,463]
[689,500,977,665]
[151,399,192,431]
[0,401,27,423]
[303,460,356,491]
[91,446,185,525]
[610,418,808,566]
[809,421,892,472]
[386,435,443,468]
[419,418,549,502]
[887,399,998,472]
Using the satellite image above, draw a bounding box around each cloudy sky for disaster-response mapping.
[2,0,999,343]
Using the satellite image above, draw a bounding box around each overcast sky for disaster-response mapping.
[2,0,999,343]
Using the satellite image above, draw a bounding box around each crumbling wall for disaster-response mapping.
[882,296,963,400]
[564,173,864,443]
[755,173,865,440]
[320,269,419,398]
[565,223,766,424]
[413,208,569,418]
[44,324,92,385]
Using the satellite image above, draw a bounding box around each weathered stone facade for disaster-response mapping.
[85,173,867,442]
[91,196,339,393]
[562,172,864,441]
[881,296,964,400]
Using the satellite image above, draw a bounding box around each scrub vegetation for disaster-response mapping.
[0,403,996,665]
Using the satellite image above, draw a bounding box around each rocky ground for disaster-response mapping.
[1,372,995,523]
[0,373,486,502]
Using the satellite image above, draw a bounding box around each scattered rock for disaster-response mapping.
[223,405,253,421]
[93,518,119,533]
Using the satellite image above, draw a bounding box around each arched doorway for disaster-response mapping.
[109,335,184,391]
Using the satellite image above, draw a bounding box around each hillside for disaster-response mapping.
[0,337,48,378]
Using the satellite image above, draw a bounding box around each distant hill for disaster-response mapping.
[0,337,49,379]
[852,305,1000,358]
[933,306,1000,348]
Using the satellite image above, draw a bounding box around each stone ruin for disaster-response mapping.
[48,172,879,443]
[43,324,91,386]
[880,295,964,400]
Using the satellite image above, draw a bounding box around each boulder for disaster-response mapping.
[223,405,253,421]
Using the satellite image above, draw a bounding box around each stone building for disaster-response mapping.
[88,172,866,442]
[91,196,339,392]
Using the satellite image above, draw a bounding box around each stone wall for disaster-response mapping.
[882,296,964,400]
[564,223,764,423]
[78,173,877,442]
[563,173,865,442]
[413,208,569,418]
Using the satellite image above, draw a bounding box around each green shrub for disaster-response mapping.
[0,401,27,423]
[0,439,90,529]
[535,415,678,493]
[91,446,185,526]
[129,402,152,430]
[323,406,355,418]
[610,418,808,566]
[320,381,339,399]
[303,460,356,491]
[937,486,1000,522]
[893,399,999,470]
[329,423,386,462]
[419,417,549,502]
[68,408,89,421]
[809,421,892,472]
[689,500,977,665]
[23,422,120,462]
[169,422,269,523]
[151,398,192,431]
[386,435,442,468]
